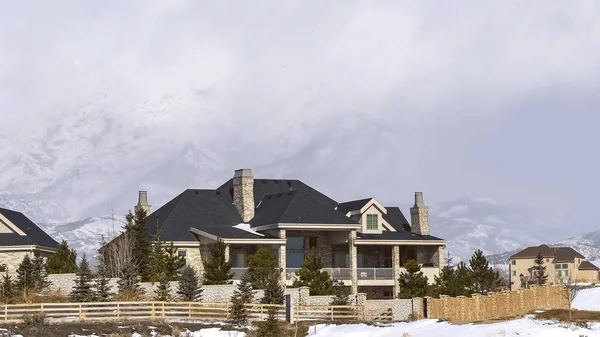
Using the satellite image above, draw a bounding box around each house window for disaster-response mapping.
[512,271,516,276]
[366,214,378,230]
[555,264,569,278]
[178,250,187,260]
[511,260,516,265]
[287,237,305,268]
[236,253,246,268]
[309,237,317,249]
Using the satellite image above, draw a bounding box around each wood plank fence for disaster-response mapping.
[1,302,285,323]
[295,305,393,322]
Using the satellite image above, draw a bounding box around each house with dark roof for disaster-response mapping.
[0,208,60,272]
[509,244,599,290]
[131,168,446,299]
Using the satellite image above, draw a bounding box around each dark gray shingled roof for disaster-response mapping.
[509,245,585,261]
[578,261,599,271]
[217,179,338,209]
[250,189,359,226]
[357,231,443,241]
[0,208,59,248]
[382,206,412,232]
[336,198,372,215]
[144,189,258,241]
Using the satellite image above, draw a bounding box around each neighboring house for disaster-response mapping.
[509,244,599,291]
[130,168,446,299]
[0,208,60,272]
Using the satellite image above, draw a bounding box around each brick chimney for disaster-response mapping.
[232,169,255,222]
[135,191,151,215]
[410,192,429,235]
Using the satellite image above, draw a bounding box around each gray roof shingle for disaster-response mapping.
[0,208,59,248]
[509,245,585,261]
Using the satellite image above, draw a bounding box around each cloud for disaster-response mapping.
[1,0,600,229]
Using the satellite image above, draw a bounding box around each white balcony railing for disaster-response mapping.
[357,268,393,280]
[235,267,437,281]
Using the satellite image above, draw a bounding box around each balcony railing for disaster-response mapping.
[231,268,247,279]
[234,267,435,281]
[357,268,393,280]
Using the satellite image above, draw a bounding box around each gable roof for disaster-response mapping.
[336,198,372,215]
[509,245,585,261]
[383,206,411,232]
[217,179,338,209]
[144,189,248,241]
[0,208,59,248]
[250,189,359,226]
[579,261,599,271]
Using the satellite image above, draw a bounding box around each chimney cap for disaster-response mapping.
[414,192,424,206]
[138,190,150,206]
[234,169,254,178]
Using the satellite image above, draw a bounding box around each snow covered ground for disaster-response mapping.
[306,318,600,337]
[573,287,600,311]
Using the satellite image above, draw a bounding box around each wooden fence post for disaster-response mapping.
[162,302,166,318]
[151,303,155,319]
[4,305,6,321]
[188,303,191,318]
[260,304,264,320]
[331,307,334,321]
[117,303,120,319]
[79,304,83,321]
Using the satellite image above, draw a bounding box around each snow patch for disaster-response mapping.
[233,223,264,237]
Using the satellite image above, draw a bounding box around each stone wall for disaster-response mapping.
[426,285,569,322]
[1,250,53,273]
[365,299,414,321]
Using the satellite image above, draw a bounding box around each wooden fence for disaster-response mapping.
[425,285,569,322]
[1,302,285,323]
[295,305,394,321]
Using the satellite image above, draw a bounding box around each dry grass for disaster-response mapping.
[534,309,600,323]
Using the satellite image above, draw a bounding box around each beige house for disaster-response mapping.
[131,168,446,299]
[509,244,599,291]
[0,207,59,272]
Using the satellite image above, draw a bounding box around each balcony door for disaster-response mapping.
[287,237,305,268]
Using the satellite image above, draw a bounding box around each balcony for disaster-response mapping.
[357,268,393,280]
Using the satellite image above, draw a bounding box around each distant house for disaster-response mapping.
[509,244,599,290]
[122,168,446,299]
[0,208,60,272]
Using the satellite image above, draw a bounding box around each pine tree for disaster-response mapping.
[0,273,16,304]
[229,272,254,326]
[163,243,186,281]
[397,259,429,299]
[177,266,203,301]
[330,280,350,306]
[469,249,502,293]
[31,250,51,291]
[533,251,548,286]
[16,254,35,292]
[94,236,113,302]
[292,249,334,295]
[261,271,284,305]
[256,307,283,337]
[154,272,172,301]
[202,239,233,285]
[70,255,94,302]
[247,248,278,290]
[117,261,142,300]
[131,208,151,281]
[46,240,78,274]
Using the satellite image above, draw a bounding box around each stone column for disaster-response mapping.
[392,245,401,298]
[349,230,358,295]
[438,245,445,268]
[278,229,287,286]
[224,244,230,263]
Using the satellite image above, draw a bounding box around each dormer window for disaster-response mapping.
[367,214,378,230]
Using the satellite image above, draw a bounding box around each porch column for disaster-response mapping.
[349,230,358,295]
[224,244,230,262]
[279,229,287,286]
[392,245,401,298]
[438,245,446,268]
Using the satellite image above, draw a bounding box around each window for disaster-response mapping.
[309,237,317,249]
[555,263,569,278]
[286,237,305,268]
[562,264,568,269]
[178,250,187,259]
[511,260,516,265]
[366,214,378,230]
[236,253,246,268]
[512,271,516,276]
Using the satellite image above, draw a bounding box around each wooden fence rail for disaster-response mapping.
[295,305,393,322]
[2,302,285,323]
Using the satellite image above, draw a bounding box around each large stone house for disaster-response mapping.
[509,244,599,291]
[134,169,446,299]
[0,207,59,272]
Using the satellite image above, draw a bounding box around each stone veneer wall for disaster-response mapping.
[1,250,53,273]
[365,299,414,321]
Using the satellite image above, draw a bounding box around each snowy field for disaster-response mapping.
[573,286,600,311]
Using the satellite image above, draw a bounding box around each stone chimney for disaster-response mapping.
[410,192,429,235]
[232,169,255,222]
[135,191,151,215]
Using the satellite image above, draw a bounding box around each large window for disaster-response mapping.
[555,263,569,278]
[286,237,305,268]
[366,214,378,230]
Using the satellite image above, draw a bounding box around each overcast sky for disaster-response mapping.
[1,1,600,230]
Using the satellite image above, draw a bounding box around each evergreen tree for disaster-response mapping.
[330,280,351,306]
[0,273,16,304]
[148,237,166,282]
[70,255,94,302]
[397,259,429,299]
[202,239,233,285]
[292,249,334,295]
[247,248,278,289]
[261,271,284,305]
[46,240,78,274]
[16,254,35,292]
[94,236,113,302]
[163,243,186,281]
[229,272,254,326]
[117,261,142,299]
[131,208,151,281]
[533,251,548,286]
[31,250,51,291]
[177,266,203,301]
[469,249,502,293]
[154,272,172,301]
[256,307,283,337]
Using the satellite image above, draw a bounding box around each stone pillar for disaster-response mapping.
[224,244,230,263]
[135,190,151,215]
[471,293,481,321]
[278,229,287,286]
[410,192,430,235]
[392,245,401,298]
[349,230,358,295]
[438,245,445,268]
[232,169,255,222]
[356,293,367,306]
[299,287,310,305]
